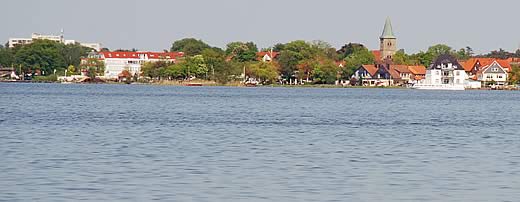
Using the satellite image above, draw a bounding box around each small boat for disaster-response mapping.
[185,83,203,86]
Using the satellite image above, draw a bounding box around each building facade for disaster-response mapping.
[7,31,102,51]
[476,60,508,86]
[81,51,184,79]
[419,54,467,88]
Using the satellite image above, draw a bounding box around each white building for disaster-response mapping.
[7,31,102,51]
[82,51,185,79]
[476,60,509,86]
[414,54,468,90]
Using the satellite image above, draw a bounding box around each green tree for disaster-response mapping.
[183,55,208,79]
[509,64,520,84]
[247,62,279,84]
[0,46,14,67]
[14,39,66,75]
[312,60,340,84]
[225,41,258,62]
[426,44,454,60]
[67,65,76,75]
[201,48,226,81]
[410,51,434,67]
[62,43,94,67]
[80,58,105,76]
[277,50,300,79]
[170,38,210,56]
[343,46,375,78]
[337,43,367,60]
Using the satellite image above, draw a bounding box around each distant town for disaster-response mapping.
[1,18,519,90]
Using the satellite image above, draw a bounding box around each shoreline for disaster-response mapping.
[1,80,518,90]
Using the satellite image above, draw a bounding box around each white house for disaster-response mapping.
[82,51,184,79]
[415,54,468,90]
[477,60,508,86]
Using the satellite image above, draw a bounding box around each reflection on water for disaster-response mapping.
[1,83,520,201]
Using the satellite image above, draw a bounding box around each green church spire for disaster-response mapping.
[380,17,396,39]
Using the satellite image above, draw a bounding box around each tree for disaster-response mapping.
[310,40,337,60]
[277,50,300,79]
[509,64,520,84]
[392,49,413,65]
[67,65,76,75]
[0,46,13,67]
[482,48,513,59]
[62,43,94,67]
[343,46,375,78]
[114,48,138,52]
[312,60,340,84]
[14,39,66,75]
[170,38,210,56]
[409,51,434,67]
[183,55,208,79]
[80,58,105,76]
[202,48,226,81]
[455,46,473,60]
[426,44,454,60]
[337,43,367,60]
[141,61,170,80]
[247,62,279,84]
[225,41,258,62]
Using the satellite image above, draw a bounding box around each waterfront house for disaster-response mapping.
[461,58,511,79]
[476,60,509,86]
[415,54,467,89]
[408,65,426,81]
[351,64,403,86]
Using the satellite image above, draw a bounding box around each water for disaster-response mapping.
[1,83,519,202]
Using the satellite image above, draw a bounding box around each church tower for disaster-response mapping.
[380,17,397,60]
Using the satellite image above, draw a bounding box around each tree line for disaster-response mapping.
[1,38,520,84]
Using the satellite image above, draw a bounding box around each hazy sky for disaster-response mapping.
[2,0,519,54]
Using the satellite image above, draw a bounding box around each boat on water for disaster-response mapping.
[185,83,203,86]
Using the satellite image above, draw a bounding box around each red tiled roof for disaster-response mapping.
[408,65,426,75]
[362,65,378,76]
[463,58,512,72]
[371,50,381,61]
[388,68,401,79]
[391,65,410,73]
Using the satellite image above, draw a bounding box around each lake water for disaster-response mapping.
[1,83,520,201]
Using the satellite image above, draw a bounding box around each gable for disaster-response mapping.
[483,63,507,74]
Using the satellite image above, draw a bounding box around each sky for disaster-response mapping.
[2,0,519,54]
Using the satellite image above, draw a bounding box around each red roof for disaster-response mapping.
[256,51,279,61]
[371,50,381,61]
[361,65,378,76]
[462,58,512,72]
[408,65,426,75]
[99,51,184,59]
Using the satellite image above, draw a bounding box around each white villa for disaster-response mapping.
[476,60,509,86]
[414,54,469,90]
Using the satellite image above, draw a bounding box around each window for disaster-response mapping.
[436,71,440,75]
[456,79,460,84]
[456,71,460,76]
